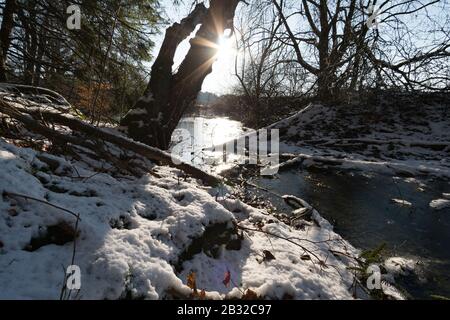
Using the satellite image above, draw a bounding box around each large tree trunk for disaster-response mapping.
[121,0,242,149]
[0,0,17,82]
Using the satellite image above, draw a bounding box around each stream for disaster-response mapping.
[171,116,450,299]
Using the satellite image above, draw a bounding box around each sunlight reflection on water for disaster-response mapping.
[170,117,244,170]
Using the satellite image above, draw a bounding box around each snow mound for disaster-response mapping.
[270,101,450,178]
[381,282,406,300]
[429,198,450,210]
[391,199,412,207]
[384,257,417,276]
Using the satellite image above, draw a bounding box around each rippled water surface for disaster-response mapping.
[172,116,450,299]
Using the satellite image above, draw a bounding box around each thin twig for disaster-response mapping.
[3,191,81,221]
[236,223,323,264]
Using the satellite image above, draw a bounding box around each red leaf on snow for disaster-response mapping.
[222,270,231,287]
[187,271,197,292]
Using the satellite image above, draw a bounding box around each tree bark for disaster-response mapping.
[121,0,242,149]
[0,0,17,82]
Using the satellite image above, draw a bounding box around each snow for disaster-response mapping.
[269,103,450,178]
[391,199,412,207]
[363,257,418,300]
[0,138,365,299]
[384,257,417,276]
[126,108,148,116]
[380,282,405,300]
[282,195,313,210]
[429,198,450,210]
[179,199,358,299]
[429,192,450,210]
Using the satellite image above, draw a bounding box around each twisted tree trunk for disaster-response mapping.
[120,0,242,149]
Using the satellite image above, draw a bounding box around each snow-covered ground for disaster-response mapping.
[269,97,450,178]
[0,137,367,299]
[3,91,442,299]
[429,197,450,210]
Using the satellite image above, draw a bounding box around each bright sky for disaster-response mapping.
[151,1,240,95]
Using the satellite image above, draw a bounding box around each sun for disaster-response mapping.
[216,32,235,59]
[202,31,239,94]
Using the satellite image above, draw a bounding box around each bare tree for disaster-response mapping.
[238,0,450,102]
[234,3,284,103]
[361,0,450,91]
[233,1,311,125]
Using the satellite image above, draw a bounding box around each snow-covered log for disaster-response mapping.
[0,99,221,186]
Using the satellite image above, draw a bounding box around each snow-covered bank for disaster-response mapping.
[0,138,364,299]
[269,97,450,178]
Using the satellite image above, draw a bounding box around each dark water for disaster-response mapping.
[173,116,450,299]
[252,169,450,299]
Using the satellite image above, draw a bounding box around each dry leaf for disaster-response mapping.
[222,270,231,287]
[187,271,197,292]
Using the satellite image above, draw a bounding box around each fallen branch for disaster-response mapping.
[0,83,72,107]
[3,191,81,221]
[274,151,450,177]
[236,223,323,264]
[0,99,222,186]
